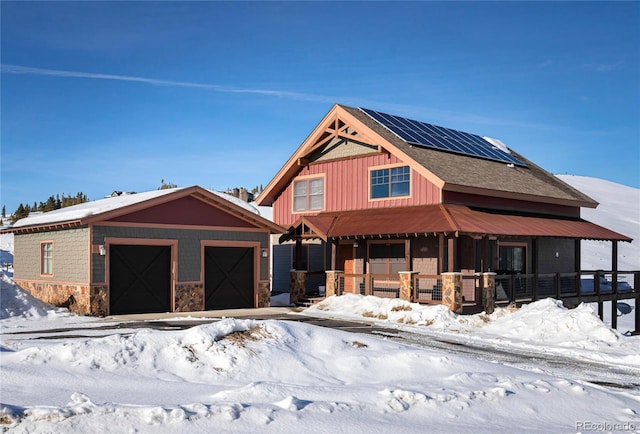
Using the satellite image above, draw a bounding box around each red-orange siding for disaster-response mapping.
[273,154,441,226]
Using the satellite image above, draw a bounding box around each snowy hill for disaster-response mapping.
[557,175,639,271]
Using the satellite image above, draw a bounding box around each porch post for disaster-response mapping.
[330,239,338,270]
[398,271,418,303]
[611,241,618,330]
[442,272,463,313]
[532,238,539,301]
[325,270,343,297]
[635,272,640,335]
[482,272,496,314]
[289,270,307,305]
[447,236,457,272]
[575,239,582,302]
[295,239,303,270]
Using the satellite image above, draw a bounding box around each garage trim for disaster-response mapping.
[105,237,178,315]
[201,240,261,308]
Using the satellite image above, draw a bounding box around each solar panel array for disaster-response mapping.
[359,107,526,167]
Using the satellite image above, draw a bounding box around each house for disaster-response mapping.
[256,104,633,311]
[3,186,284,316]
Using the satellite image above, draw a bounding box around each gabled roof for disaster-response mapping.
[256,104,597,209]
[4,186,284,234]
[281,205,631,242]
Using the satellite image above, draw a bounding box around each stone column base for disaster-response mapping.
[441,272,463,313]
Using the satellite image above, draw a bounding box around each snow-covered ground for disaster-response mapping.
[1,275,639,433]
[1,175,639,433]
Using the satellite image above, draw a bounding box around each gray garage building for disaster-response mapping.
[4,186,283,316]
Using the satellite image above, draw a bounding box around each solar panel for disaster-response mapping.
[359,107,526,167]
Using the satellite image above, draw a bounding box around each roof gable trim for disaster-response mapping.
[256,104,446,206]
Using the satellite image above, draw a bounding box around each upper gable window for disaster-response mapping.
[371,165,410,199]
[293,177,324,212]
[41,241,53,275]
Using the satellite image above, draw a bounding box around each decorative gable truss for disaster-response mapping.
[258,104,435,207]
[302,114,387,165]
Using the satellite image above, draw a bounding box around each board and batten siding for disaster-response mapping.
[14,227,90,283]
[273,153,441,226]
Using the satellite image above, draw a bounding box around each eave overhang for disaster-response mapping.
[3,186,286,235]
[279,205,631,243]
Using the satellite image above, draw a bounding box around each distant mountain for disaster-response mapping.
[557,175,639,271]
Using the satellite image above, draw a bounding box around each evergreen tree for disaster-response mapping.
[1,205,5,219]
[43,196,56,212]
[11,203,28,223]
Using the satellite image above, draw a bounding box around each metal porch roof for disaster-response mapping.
[283,204,631,242]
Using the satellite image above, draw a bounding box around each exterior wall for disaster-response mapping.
[273,153,441,226]
[411,236,439,274]
[272,242,326,294]
[91,226,270,283]
[310,137,378,162]
[443,190,581,218]
[537,238,575,274]
[14,227,89,283]
[108,196,256,227]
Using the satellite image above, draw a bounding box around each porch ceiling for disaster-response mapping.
[281,204,631,242]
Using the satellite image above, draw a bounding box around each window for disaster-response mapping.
[499,244,526,274]
[371,165,410,199]
[41,242,53,275]
[369,243,406,274]
[293,177,324,212]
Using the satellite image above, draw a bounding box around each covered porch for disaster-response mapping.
[280,204,637,332]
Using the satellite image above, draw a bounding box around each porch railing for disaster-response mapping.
[333,270,639,331]
[338,273,401,298]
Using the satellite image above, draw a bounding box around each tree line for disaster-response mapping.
[5,192,89,224]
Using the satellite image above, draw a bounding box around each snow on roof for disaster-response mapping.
[11,187,262,229]
[211,191,260,216]
[482,136,511,154]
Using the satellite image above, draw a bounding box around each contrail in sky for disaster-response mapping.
[1,63,555,132]
[0,63,335,103]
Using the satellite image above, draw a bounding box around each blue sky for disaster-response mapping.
[2,1,638,213]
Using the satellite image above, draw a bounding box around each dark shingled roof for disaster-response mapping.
[341,105,597,207]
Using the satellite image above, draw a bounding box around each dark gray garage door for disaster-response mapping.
[204,246,254,310]
[109,244,171,315]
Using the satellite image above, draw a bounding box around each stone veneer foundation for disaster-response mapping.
[174,283,205,312]
[14,279,108,316]
[258,281,271,308]
[289,270,307,304]
[15,279,270,316]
